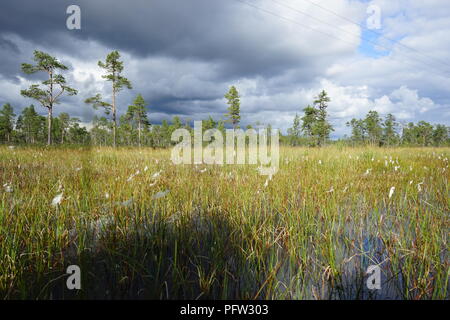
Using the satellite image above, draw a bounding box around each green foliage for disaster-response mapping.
[382,113,400,146]
[98,50,132,91]
[122,94,150,146]
[86,50,132,147]
[346,118,366,144]
[312,90,333,146]
[364,111,383,146]
[85,94,112,114]
[20,50,77,145]
[301,105,317,139]
[297,91,333,147]
[0,103,16,142]
[224,86,241,128]
[345,112,448,147]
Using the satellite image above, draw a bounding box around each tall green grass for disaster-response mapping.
[0,146,448,299]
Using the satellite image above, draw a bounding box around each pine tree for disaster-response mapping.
[415,121,434,146]
[382,113,399,146]
[17,105,43,144]
[301,105,317,146]
[224,86,241,128]
[0,103,16,143]
[58,112,70,144]
[401,122,417,145]
[85,51,131,147]
[432,125,449,146]
[288,113,301,146]
[346,118,366,145]
[127,94,149,147]
[20,50,77,145]
[203,116,217,131]
[364,111,383,146]
[312,90,333,146]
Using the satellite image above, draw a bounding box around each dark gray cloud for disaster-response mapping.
[0,0,325,80]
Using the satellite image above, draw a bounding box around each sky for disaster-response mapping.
[0,0,449,137]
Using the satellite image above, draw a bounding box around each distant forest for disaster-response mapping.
[0,50,448,147]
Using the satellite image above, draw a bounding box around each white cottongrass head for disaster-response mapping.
[127,170,142,182]
[3,183,13,193]
[152,170,162,179]
[388,187,395,199]
[52,193,64,207]
[417,182,424,192]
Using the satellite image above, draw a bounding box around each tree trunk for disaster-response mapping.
[112,81,116,148]
[47,107,52,145]
[48,70,53,146]
[138,121,141,147]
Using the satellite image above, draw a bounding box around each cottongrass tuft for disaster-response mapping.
[51,193,64,207]
[3,183,13,193]
[152,170,162,179]
[417,182,424,192]
[389,187,395,199]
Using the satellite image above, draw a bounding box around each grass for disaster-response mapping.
[0,146,448,299]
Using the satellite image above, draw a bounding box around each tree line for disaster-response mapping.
[343,111,449,147]
[286,107,449,147]
[0,50,448,147]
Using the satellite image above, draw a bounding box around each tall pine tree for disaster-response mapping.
[85,51,131,147]
[21,51,77,145]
